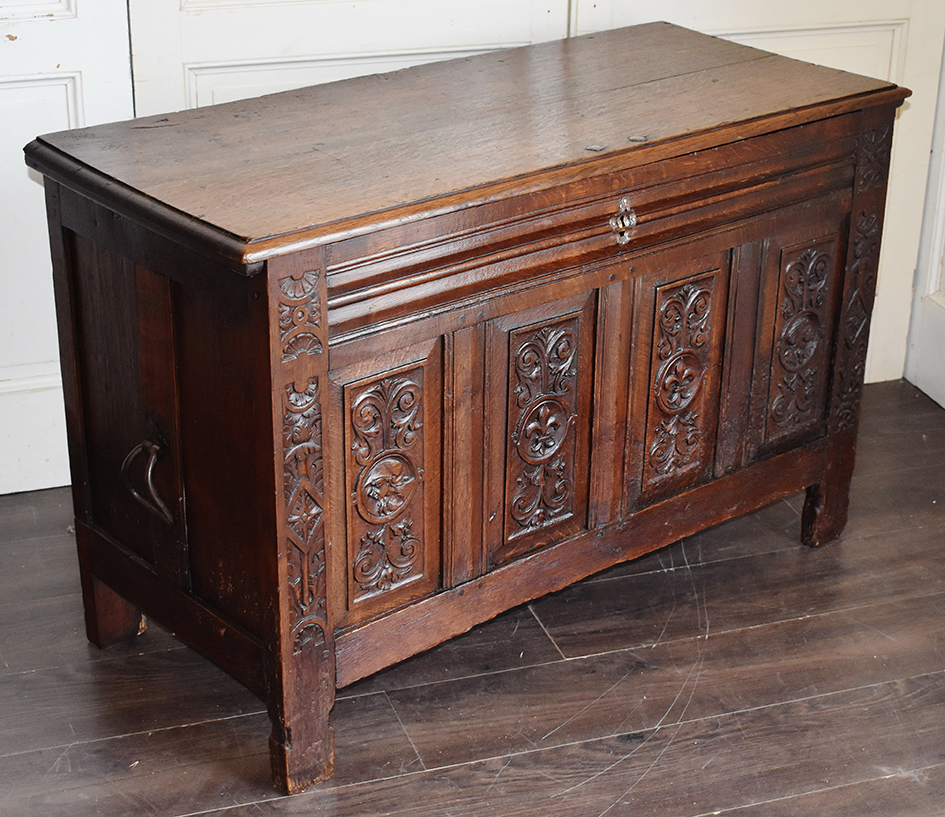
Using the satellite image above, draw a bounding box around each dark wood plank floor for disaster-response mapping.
[2,380,944,816]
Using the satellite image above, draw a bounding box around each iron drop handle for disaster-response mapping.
[121,438,174,525]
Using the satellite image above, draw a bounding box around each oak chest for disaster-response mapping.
[25,22,909,793]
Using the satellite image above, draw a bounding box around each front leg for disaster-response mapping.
[267,249,336,793]
[269,623,336,794]
[801,431,857,546]
[76,522,146,647]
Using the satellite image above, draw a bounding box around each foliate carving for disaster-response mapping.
[830,115,892,434]
[353,519,419,592]
[283,378,328,655]
[847,213,880,339]
[507,322,579,537]
[857,127,892,194]
[349,374,424,598]
[648,282,712,478]
[650,411,701,475]
[279,268,324,362]
[835,211,881,431]
[770,247,831,431]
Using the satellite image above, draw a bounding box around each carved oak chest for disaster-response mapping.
[24,22,909,792]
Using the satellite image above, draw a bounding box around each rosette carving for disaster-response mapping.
[278,268,324,362]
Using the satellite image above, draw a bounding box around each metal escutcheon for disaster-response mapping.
[609,197,637,245]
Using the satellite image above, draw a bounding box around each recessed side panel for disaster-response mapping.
[68,231,187,576]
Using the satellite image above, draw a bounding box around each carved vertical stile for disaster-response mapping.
[834,206,883,431]
[832,119,893,430]
[803,107,897,545]
[283,377,329,654]
[266,249,335,793]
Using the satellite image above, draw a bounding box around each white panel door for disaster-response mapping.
[906,50,945,408]
[572,0,945,386]
[129,0,570,115]
[0,2,133,494]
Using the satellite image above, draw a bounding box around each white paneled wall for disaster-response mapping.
[130,0,570,115]
[2,1,944,494]
[906,40,945,408]
[0,1,133,494]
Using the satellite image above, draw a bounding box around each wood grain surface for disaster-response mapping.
[25,23,903,254]
[1,380,943,815]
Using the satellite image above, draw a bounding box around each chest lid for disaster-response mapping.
[25,22,908,269]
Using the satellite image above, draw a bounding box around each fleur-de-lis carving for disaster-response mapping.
[508,319,580,536]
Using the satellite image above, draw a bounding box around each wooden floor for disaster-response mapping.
[1,380,944,816]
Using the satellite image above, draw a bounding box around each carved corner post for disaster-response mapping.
[802,105,899,545]
[265,248,335,793]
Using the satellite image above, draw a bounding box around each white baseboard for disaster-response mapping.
[0,365,70,495]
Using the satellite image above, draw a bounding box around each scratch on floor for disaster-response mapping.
[732,711,750,741]
[595,652,707,816]
[529,606,567,660]
[540,668,635,741]
[597,719,687,817]
[839,612,901,643]
[385,691,427,773]
[551,648,706,801]
[485,756,514,793]
[680,541,711,640]
[46,742,77,775]
[653,595,678,647]
[875,766,930,784]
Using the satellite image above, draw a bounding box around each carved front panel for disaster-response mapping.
[488,294,595,567]
[342,352,441,621]
[642,270,725,495]
[765,240,837,446]
[505,317,580,541]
